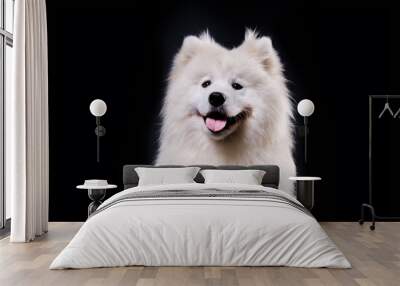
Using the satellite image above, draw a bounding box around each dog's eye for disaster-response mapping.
[232,82,243,90]
[201,80,211,88]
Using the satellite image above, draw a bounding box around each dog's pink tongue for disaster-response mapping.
[205,117,227,132]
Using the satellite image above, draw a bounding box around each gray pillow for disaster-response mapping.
[200,169,266,185]
[135,167,200,186]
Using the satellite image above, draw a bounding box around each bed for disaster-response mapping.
[50,165,350,269]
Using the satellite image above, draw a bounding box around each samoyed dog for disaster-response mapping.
[156,30,296,194]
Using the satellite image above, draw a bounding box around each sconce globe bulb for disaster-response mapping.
[297,99,315,117]
[90,99,107,117]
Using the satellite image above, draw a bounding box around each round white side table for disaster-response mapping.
[289,177,321,210]
[77,183,117,216]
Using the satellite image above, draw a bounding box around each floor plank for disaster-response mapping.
[0,222,399,286]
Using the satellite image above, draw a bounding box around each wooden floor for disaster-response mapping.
[0,222,399,286]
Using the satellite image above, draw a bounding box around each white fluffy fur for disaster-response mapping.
[156,30,296,195]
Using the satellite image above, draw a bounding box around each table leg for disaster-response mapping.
[296,181,314,210]
[87,189,106,217]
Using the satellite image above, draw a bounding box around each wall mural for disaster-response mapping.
[157,30,296,193]
[47,4,398,221]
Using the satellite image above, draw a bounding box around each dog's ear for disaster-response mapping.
[239,29,283,76]
[174,35,205,68]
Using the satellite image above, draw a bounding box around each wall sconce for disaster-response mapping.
[297,99,315,164]
[89,99,107,162]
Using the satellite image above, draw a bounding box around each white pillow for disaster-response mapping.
[200,169,266,185]
[135,167,200,186]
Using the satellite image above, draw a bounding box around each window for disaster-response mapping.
[0,0,14,230]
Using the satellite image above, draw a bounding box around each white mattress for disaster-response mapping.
[50,183,350,269]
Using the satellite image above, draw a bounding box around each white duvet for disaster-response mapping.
[50,183,350,269]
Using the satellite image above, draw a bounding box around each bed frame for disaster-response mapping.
[123,165,280,189]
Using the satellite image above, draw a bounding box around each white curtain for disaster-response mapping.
[7,0,49,242]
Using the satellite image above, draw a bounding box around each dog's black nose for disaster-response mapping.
[209,92,225,107]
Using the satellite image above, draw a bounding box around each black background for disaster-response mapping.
[46,0,400,221]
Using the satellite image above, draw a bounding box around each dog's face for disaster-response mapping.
[165,30,286,141]
[188,55,257,140]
